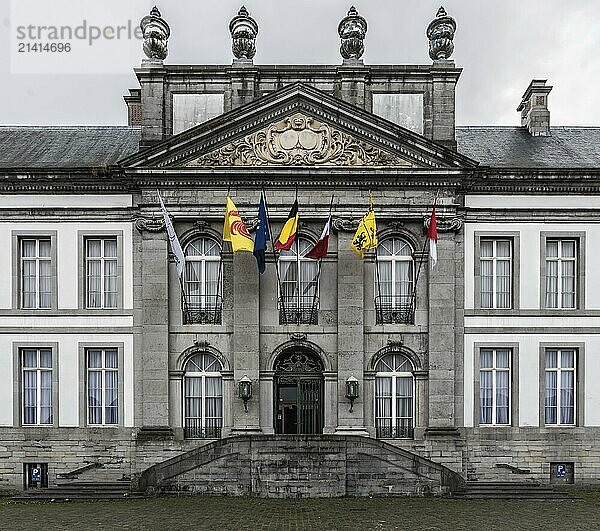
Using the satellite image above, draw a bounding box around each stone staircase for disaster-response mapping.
[455,481,575,500]
[135,434,466,498]
[13,480,140,502]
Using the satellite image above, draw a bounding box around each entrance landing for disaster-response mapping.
[135,435,465,498]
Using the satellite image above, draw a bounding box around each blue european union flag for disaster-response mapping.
[253,192,270,274]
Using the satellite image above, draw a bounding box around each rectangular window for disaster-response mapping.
[21,348,53,425]
[545,239,576,309]
[545,349,576,425]
[20,238,52,309]
[480,239,512,309]
[479,348,511,425]
[85,238,118,309]
[87,348,118,425]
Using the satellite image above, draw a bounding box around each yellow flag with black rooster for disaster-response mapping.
[223,196,254,253]
[351,206,378,259]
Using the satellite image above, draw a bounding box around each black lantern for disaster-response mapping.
[238,375,252,412]
[345,376,359,412]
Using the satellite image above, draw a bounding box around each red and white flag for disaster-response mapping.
[305,215,331,260]
[427,203,438,267]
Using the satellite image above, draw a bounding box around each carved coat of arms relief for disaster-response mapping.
[187,113,413,167]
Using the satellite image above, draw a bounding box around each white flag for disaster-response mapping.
[158,191,185,278]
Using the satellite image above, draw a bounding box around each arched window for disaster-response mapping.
[183,352,223,439]
[374,353,414,439]
[278,237,319,324]
[376,237,414,324]
[183,237,221,324]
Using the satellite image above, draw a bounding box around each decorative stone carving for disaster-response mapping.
[427,7,456,61]
[189,113,410,167]
[275,352,323,373]
[332,217,360,232]
[140,6,170,62]
[229,6,259,63]
[134,215,165,233]
[193,339,210,349]
[423,215,463,233]
[387,338,404,349]
[338,7,367,63]
[290,333,307,342]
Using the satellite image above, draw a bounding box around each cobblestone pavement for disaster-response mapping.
[1,495,599,531]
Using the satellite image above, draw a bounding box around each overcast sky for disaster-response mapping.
[0,0,599,127]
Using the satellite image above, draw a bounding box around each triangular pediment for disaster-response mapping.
[120,83,477,170]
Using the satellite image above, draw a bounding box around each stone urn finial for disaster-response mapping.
[426,6,456,61]
[338,6,367,64]
[229,6,259,63]
[140,6,171,63]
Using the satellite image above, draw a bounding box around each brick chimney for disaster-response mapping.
[517,79,553,136]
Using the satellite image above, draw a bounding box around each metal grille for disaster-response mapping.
[374,296,414,325]
[298,379,322,434]
[183,426,222,439]
[278,296,318,325]
[183,295,222,325]
[375,426,414,439]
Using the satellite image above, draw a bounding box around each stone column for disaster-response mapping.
[168,371,183,438]
[135,231,170,430]
[431,62,459,149]
[259,372,274,434]
[228,66,258,110]
[337,67,368,110]
[138,66,167,147]
[230,251,262,433]
[426,230,458,435]
[335,230,368,435]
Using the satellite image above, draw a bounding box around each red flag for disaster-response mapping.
[305,216,331,260]
[427,204,438,267]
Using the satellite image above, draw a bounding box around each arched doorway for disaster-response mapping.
[274,349,324,434]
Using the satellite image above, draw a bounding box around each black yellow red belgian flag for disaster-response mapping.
[274,200,299,251]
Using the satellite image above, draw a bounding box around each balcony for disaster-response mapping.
[375,425,414,439]
[183,425,222,439]
[278,296,319,325]
[374,295,414,325]
[182,295,222,325]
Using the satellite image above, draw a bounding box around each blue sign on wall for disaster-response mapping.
[556,464,567,478]
[31,467,41,482]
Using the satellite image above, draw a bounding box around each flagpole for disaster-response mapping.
[309,193,334,324]
[263,189,288,325]
[158,189,190,322]
[216,185,232,324]
[409,190,440,323]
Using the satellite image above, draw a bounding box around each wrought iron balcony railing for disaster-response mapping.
[375,425,414,439]
[278,296,319,325]
[182,295,222,325]
[183,425,222,439]
[374,295,414,325]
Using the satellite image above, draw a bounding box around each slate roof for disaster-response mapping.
[455,126,600,169]
[0,126,141,168]
[0,124,599,170]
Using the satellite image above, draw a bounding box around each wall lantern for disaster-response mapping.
[345,376,359,412]
[238,375,252,412]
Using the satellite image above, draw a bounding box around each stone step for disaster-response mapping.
[455,481,576,500]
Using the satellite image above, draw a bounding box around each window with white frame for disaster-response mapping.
[278,237,319,324]
[545,240,576,309]
[183,353,223,438]
[22,348,53,425]
[85,238,118,309]
[87,348,118,425]
[480,239,512,309]
[20,238,52,309]
[376,237,415,324]
[374,353,414,438]
[479,348,511,425]
[545,349,576,425]
[183,237,222,324]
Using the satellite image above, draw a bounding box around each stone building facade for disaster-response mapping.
[1,7,599,494]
